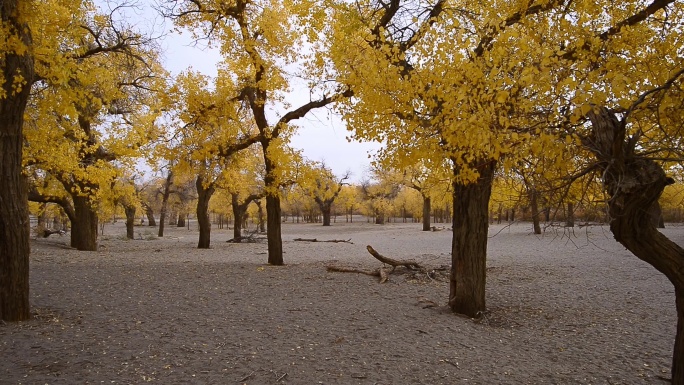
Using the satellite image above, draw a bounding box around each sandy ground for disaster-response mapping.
[0,220,676,384]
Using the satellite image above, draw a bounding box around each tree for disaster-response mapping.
[398,161,449,231]
[332,0,678,320]
[300,162,350,226]
[360,167,401,225]
[162,0,354,265]
[165,70,260,248]
[2,0,161,321]
[23,3,164,251]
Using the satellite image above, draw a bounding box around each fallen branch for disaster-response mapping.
[366,245,423,269]
[326,266,380,277]
[294,238,353,243]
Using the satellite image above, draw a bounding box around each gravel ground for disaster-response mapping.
[0,221,676,384]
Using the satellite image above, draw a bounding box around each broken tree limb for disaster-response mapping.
[294,238,353,243]
[325,265,393,283]
[366,245,423,270]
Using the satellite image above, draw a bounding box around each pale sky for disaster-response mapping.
[147,6,381,182]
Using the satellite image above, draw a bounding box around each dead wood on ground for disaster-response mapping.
[293,238,353,244]
[327,245,436,283]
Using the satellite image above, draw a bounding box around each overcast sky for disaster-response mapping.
[121,1,382,182]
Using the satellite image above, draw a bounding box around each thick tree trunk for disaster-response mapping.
[71,195,98,251]
[0,0,33,322]
[648,200,665,229]
[449,160,496,317]
[529,188,542,234]
[144,204,156,227]
[321,204,332,226]
[266,194,283,265]
[375,208,385,225]
[124,205,136,240]
[196,177,215,249]
[177,213,185,228]
[422,196,431,231]
[588,106,684,384]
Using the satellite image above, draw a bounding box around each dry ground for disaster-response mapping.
[0,220,676,384]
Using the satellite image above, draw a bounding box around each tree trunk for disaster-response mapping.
[71,195,98,251]
[158,171,173,237]
[566,202,575,227]
[422,195,431,231]
[177,213,185,228]
[125,205,136,240]
[257,200,266,232]
[144,204,156,226]
[449,160,496,317]
[0,2,33,320]
[529,188,542,234]
[266,194,283,265]
[588,106,684,384]
[196,177,215,249]
[648,200,665,229]
[321,203,332,226]
[375,208,385,225]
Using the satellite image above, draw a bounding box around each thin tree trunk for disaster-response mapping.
[71,195,98,251]
[530,188,542,234]
[257,200,266,232]
[157,171,173,237]
[588,106,684,383]
[196,177,215,249]
[125,205,136,240]
[422,196,431,231]
[566,202,575,227]
[449,160,496,317]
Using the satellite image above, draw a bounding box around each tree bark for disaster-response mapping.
[422,196,431,231]
[566,202,575,227]
[0,0,33,321]
[449,160,496,318]
[265,194,283,265]
[177,213,185,228]
[375,208,385,225]
[143,204,156,226]
[196,176,215,249]
[157,171,173,237]
[124,205,136,240]
[587,106,684,384]
[529,188,542,234]
[257,200,266,232]
[71,195,98,251]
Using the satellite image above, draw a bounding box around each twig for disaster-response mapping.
[238,370,256,382]
[276,372,288,382]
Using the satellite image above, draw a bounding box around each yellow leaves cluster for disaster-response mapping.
[331,0,684,186]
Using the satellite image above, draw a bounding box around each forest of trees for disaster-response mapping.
[2,0,684,382]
